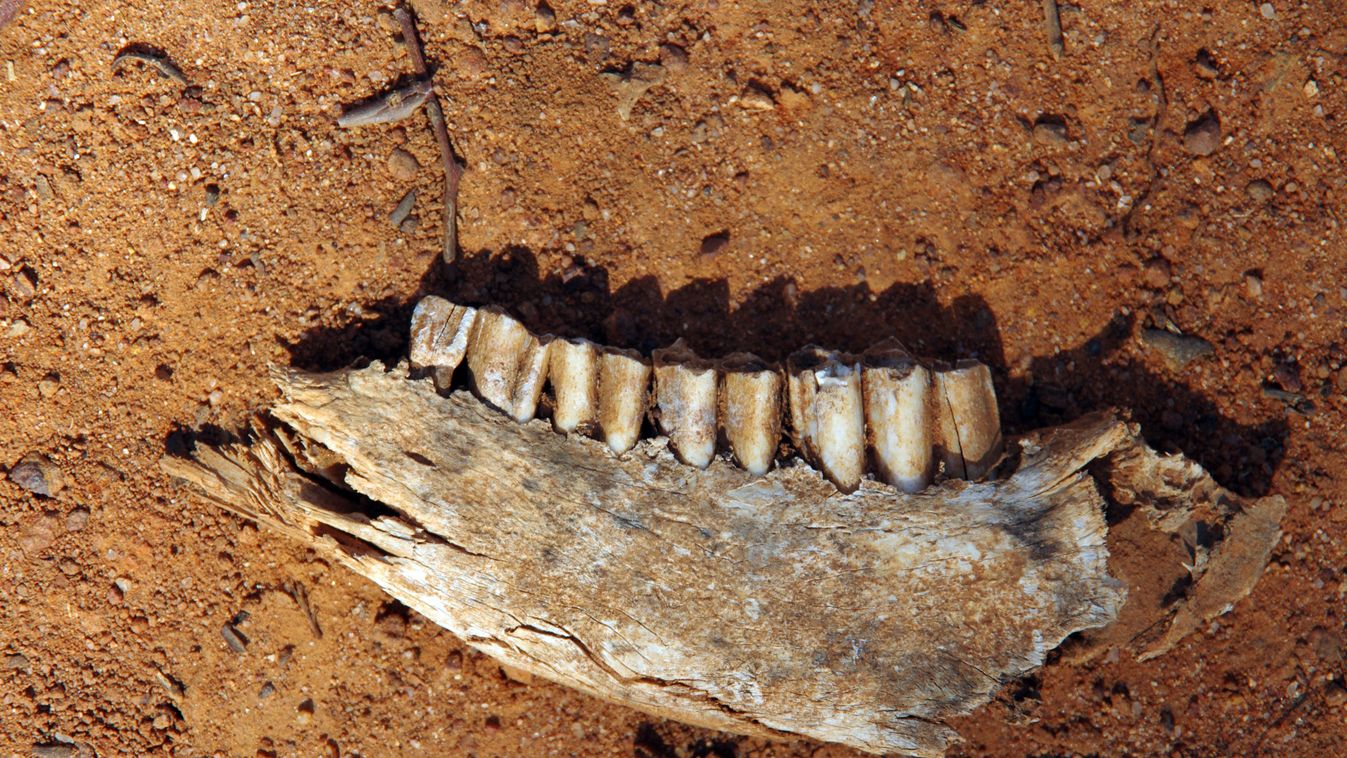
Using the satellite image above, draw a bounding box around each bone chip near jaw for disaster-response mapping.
[597,347,651,455]
[548,337,600,434]
[933,360,1003,480]
[409,296,477,391]
[719,352,782,476]
[652,340,719,469]
[464,307,552,423]
[861,340,934,493]
[787,346,866,493]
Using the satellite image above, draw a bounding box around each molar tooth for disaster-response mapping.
[787,346,866,493]
[547,337,600,434]
[652,340,718,469]
[597,347,651,455]
[464,307,552,423]
[719,353,782,476]
[933,360,1003,480]
[408,296,477,391]
[861,340,934,493]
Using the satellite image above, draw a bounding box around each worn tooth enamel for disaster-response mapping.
[597,347,651,455]
[464,307,552,423]
[861,340,934,493]
[933,360,1003,480]
[652,340,719,469]
[787,346,866,493]
[719,352,782,476]
[548,337,601,434]
[409,297,478,391]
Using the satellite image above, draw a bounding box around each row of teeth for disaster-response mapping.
[408,296,1003,494]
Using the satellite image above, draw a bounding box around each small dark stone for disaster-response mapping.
[9,455,64,497]
[1141,328,1214,370]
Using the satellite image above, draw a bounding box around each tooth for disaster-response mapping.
[861,340,934,493]
[933,360,1003,480]
[719,352,782,476]
[652,340,719,469]
[597,347,651,454]
[787,346,866,493]
[548,337,600,434]
[464,307,552,423]
[408,296,477,391]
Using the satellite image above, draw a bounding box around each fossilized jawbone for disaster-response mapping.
[161,296,1285,757]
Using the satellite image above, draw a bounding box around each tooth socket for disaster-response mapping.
[861,342,934,493]
[548,337,600,434]
[597,347,651,454]
[409,296,477,391]
[652,340,719,469]
[787,346,866,493]
[933,360,1003,480]
[464,307,552,423]
[719,353,782,476]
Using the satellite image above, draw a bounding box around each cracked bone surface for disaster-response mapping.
[408,296,477,391]
[862,340,934,493]
[162,360,1288,756]
[787,346,867,493]
[547,337,600,434]
[597,346,651,454]
[652,340,719,468]
[464,307,552,423]
[934,360,1004,480]
[718,352,783,476]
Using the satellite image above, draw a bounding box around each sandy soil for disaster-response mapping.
[1,0,1344,755]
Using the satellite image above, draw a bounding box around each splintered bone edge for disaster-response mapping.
[161,361,1285,756]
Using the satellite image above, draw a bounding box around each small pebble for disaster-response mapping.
[9,267,37,301]
[1245,179,1274,202]
[65,507,89,531]
[1182,111,1221,156]
[4,653,31,672]
[399,215,420,234]
[387,148,420,181]
[1143,259,1171,289]
[220,622,248,653]
[1259,3,1276,19]
[1245,274,1263,299]
[31,745,77,758]
[1032,119,1068,146]
[259,681,276,700]
[37,372,59,399]
[9,455,64,497]
[1141,328,1214,370]
[389,189,417,228]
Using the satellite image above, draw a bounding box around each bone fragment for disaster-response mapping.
[862,340,934,493]
[933,360,1003,480]
[464,307,552,423]
[597,347,651,454]
[162,361,1286,757]
[718,353,783,476]
[652,340,719,468]
[547,337,601,434]
[787,346,866,492]
[408,296,477,391]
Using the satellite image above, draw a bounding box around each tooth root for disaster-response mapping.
[719,353,782,476]
[464,307,552,423]
[933,360,1003,480]
[548,337,600,434]
[788,346,866,493]
[409,296,477,391]
[597,347,651,454]
[862,341,934,493]
[652,340,719,469]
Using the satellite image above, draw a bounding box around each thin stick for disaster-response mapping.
[395,5,463,263]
